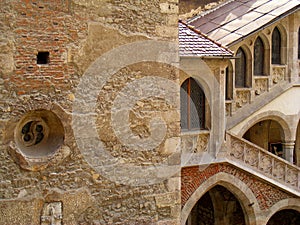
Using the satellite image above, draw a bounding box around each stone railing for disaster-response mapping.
[226,133,300,192]
[228,65,288,117]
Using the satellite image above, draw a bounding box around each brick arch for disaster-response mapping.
[181,172,259,225]
[262,198,300,225]
[237,110,292,141]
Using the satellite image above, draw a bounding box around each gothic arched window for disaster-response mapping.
[180,77,205,130]
[272,27,281,64]
[235,48,247,87]
[254,37,264,75]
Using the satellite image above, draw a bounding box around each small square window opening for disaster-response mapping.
[37,52,49,64]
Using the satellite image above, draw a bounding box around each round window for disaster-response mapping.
[15,110,64,158]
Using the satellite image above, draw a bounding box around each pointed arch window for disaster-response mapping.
[272,27,281,64]
[254,37,264,75]
[180,77,205,130]
[235,48,247,87]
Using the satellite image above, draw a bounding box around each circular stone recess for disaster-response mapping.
[14,109,64,158]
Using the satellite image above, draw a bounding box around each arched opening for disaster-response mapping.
[235,47,247,88]
[254,36,265,75]
[243,120,284,158]
[272,27,282,65]
[180,77,206,131]
[185,185,246,225]
[267,209,300,225]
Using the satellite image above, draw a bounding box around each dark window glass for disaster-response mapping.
[254,37,264,75]
[298,27,300,59]
[180,78,205,130]
[225,67,232,100]
[235,48,246,87]
[272,27,281,64]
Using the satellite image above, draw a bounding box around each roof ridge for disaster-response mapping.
[179,20,234,55]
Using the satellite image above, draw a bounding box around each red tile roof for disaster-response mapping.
[179,21,233,57]
[188,0,300,46]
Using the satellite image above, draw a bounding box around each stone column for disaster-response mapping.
[282,141,295,164]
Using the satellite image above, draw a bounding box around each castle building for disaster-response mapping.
[180,0,300,224]
[0,0,299,224]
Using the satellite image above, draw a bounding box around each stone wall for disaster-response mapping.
[0,0,180,224]
[179,0,220,15]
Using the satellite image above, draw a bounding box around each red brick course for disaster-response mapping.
[9,0,86,94]
[181,163,294,210]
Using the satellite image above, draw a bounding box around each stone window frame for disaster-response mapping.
[272,27,282,65]
[254,36,265,76]
[225,62,233,100]
[180,77,206,131]
[234,46,252,88]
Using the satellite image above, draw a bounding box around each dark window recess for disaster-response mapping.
[180,77,205,131]
[37,52,49,64]
[235,48,247,87]
[272,27,281,64]
[254,37,264,75]
[225,67,233,100]
[298,27,300,59]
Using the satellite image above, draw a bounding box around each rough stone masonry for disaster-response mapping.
[0,0,181,224]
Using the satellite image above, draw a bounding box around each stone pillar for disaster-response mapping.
[282,141,295,164]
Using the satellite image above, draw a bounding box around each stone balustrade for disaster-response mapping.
[226,133,300,192]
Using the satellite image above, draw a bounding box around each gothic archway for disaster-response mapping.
[185,185,246,225]
[266,209,300,225]
[181,173,258,225]
[243,119,285,158]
